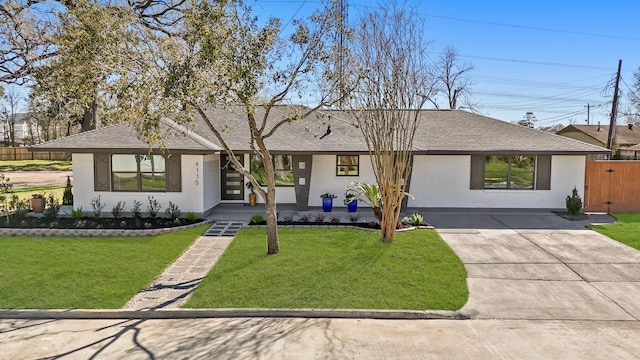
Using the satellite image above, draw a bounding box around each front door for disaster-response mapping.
[221,154,244,200]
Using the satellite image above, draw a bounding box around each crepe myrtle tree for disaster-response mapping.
[346,2,432,242]
[115,0,350,254]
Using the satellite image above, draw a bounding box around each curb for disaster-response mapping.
[0,308,471,320]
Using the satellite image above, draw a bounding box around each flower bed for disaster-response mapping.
[0,218,210,237]
[0,212,209,237]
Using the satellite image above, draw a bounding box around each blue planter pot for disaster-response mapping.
[347,199,357,213]
[322,197,333,212]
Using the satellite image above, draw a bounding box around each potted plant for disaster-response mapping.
[345,182,383,222]
[246,181,257,207]
[344,193,358,213]
[31,193,46,213]
[320,192,337,212]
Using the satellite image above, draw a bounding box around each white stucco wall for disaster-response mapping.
[71,153,208,215]
[408,155,586,209]
[308,154,377,207]
[203,154,220,211]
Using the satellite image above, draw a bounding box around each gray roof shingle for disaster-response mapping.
[31,107,608,154]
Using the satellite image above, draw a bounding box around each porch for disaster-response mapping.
[205,204,613,230]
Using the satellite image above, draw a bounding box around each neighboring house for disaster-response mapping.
[1,113,32,144]
[556,124,640,159]
[30,107,608,216]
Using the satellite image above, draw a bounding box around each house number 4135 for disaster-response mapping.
[195,161,200,185]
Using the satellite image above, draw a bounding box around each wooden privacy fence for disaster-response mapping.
[0,147,70,161]
[584,160,640,213]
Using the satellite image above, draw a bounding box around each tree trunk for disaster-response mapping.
[81,83,99,132]
[262,151,280,254]
[265,197,279,254]
[379,193,401,243]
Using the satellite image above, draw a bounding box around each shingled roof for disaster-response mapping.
[31,107,608,155]
[29,120,222,153]
[557,124,640,147]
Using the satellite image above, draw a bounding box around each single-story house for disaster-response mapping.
[30,107,609,216]
[556,124,640,159]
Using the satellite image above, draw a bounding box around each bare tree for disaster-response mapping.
[348,3,432,242]
[1,88,21,146]
[434,45,475,110]
[628,68,640,120]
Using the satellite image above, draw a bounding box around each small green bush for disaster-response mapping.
[165,201,182,222]
[43,194,60,221]
[249,214,265,224]
[146,196,161,219]
[91,195,105,220]
[62,176,73,205]
[71,207,83,220]
[566,187,583,216]
[185,212,197,222]
[9,195,29,224]
[402,212,424,226]
[111,201,126,219]
[131,200,142,220]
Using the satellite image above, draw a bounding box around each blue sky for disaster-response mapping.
[254,0,640,127]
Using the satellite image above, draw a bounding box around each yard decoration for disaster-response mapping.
[320,193,337,212]
[344,192,358,213]
[246,182,257,206]
[345,182,382,222]
[30,194,45,213]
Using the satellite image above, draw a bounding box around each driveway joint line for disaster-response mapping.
[515,229,639,321]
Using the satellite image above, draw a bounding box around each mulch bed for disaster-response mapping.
[0,216,204,229]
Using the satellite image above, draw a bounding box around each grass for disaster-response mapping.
[2,186,65,203]
[0,225,208,309]
[185,227,468,310]
[590,213,640,250]
[0,160,72,171]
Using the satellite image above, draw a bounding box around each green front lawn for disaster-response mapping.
[0,160,72,171]
[185,227,468,310]
[590,213,640,250]
[6,185,65,203]
[0,225,208,309]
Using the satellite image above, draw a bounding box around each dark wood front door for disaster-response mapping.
[221,154,244,200]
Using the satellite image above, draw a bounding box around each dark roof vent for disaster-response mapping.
[629,123,634,130]
[597,122,601,131]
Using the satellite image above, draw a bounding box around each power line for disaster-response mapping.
[448,53,612,71]
[420,13,640,41]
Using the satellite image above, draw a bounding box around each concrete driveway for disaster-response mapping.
[3,170,72,188]
[427,209,640,320]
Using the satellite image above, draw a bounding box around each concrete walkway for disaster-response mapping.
[122,222,239,310]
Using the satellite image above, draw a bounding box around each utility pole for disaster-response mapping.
[606,60,622,155]
[585,103,594,125]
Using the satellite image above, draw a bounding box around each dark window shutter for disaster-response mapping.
[94,154,110,191]
[536,155,552,190]
[166,154,182,192]
[470,155,485,189]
